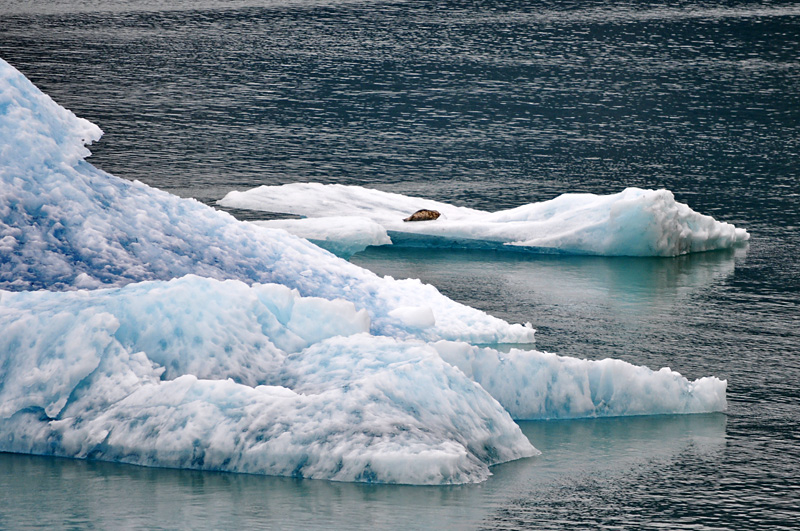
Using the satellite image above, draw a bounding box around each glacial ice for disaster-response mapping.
[219,183,750,257]
[0,57,728,484]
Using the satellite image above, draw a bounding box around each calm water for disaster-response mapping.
[1,0,799,528]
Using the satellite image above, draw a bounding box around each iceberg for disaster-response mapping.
[219,183,749,257]
[0,58,727,484]
[0,277,536,484]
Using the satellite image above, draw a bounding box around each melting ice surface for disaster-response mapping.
[0,58,727,484]
[219,183,749,258]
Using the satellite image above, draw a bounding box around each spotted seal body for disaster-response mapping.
[403,209,441,222]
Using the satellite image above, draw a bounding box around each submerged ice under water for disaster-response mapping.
[0,57,728,484]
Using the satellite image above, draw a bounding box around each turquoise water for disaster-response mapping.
[1,0,798,528]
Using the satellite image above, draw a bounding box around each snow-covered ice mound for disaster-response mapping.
[219,183,749,257]
[0,58,727,484]
[0,277,537,484]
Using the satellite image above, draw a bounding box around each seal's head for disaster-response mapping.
[403,209,441,222]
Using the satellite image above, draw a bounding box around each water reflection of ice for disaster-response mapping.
[352,245,745,317]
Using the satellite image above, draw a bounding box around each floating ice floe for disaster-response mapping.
[0,58,727,484]
[220,183,749,257]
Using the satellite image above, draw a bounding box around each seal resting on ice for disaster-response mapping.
[403,209,441,222]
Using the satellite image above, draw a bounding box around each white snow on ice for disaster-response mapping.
[220,183,749,257]
[0,58,728,484]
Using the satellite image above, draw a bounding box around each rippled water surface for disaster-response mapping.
[1,0,798,528]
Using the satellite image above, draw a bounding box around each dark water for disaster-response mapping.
[1,0,799,528]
